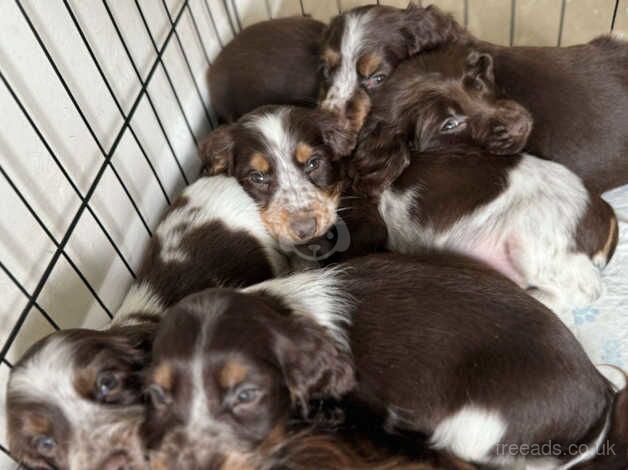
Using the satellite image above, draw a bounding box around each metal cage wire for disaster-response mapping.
[0,0,623,465]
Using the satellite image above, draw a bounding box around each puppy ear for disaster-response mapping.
[273,320,355,413]
[350,121,411,197]
[198,125,235,175]
[464,51,495,93]
[402,4,466,55]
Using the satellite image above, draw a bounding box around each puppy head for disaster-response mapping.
[7,323,156,469]
[320,3,465,130]
[143,288,354,470]
[198,106,356,245]
[352,46,532,195]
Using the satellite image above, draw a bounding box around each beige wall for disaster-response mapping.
[243,0,628,46]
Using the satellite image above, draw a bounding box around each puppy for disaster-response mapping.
[319,3,465,130]
[142,253,620,469]
[352,44,533,194]
[327,5,628,194]
[198,105,357,245]
[6,175,286,470]
[209,16,325,122]
[476,35,628,194]
[351,46,618,315]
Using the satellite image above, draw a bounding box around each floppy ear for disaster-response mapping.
[464,51,495,93]
[198,125,236,175]
[273,320,355,413]
[402,4,466,55]
[350,120,411,197]
[320,112,358,158]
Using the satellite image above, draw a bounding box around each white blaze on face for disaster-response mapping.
[322,11,372,112]
[8,337,145,469]
[247,110,335,244]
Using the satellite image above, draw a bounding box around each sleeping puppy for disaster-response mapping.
[142,253,619,469]
[319,3,465,130]
[6,176,287,470]
[350,46,618,315]
[198,105,357,246]
[210,17,325,122]
[475,35,628,194]
[329,5,628,194]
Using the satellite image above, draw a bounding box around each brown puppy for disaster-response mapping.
[6,176,286,470]
[198,105,356,245]
[319,3,465,131]
[334,5,628,193]
[350,47,617,315]
[210,17,325,122]
[352,44,533,194]
[142,253,618,469]
[478,35,628,194]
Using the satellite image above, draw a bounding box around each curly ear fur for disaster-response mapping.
[463,51,495,93]
[350,120,411,197]
[273,319,356,414]
[402,4,467,56]
[198,125,236,175]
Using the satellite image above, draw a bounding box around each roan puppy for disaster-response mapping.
[198,105,357,245]
[6,175,287,470]
[319,3,465,130]
[209,17,325,122]
[142,253,623,469]
[350,46,618,315]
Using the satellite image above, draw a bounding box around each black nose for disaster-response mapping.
[101,451,130,470]
[290,217,317,241]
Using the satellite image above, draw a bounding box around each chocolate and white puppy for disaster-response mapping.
[334,6,628,194]
[6,176,287,470]
[142,253,619,469]
[351,46,618,315]
[198,105,357,245]
[352,44,533,194]
[319,3,464,130]
[210,17,325,122]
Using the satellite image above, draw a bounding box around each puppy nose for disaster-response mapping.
[290,217,317,241]
[102,451,130,470]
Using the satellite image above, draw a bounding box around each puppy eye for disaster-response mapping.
[249,171,270,185]
[371,73,386,84]
[440,117,464,133]
[321,62,331,80]
[96,371,119,401]
[147,384,170,410]
[235,387,259,405]
[304,156,321,173]
[34,435,56,455]
[363,72,387,90]
[249,171,269,185]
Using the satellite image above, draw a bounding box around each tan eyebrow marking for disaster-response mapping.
[250,152,270,173]
[220,360,249,388]
[323,48,340,68]
[295,142,313,164]
[357,52,382,78]
[153,362,174,390]
[23,413,51,435]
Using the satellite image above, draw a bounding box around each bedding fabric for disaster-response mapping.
[566,184,628,368]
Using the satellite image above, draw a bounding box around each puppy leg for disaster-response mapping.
[506,237,603,316]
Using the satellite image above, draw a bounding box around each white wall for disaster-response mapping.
[1,0,626,465]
